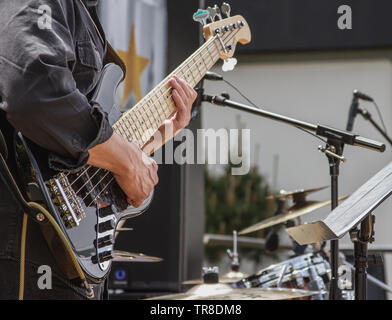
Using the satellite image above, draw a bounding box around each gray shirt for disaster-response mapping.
[0,0,113,172]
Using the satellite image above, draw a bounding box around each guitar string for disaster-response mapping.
[84,29,240,206]
[71,34,222,193]
[66,35,219,188]
[81,40,223,204]
[71,36,219,195]
[80,28,240,205]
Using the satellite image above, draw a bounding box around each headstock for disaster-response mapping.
[193,3,251,63]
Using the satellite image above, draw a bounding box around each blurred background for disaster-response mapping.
[99,0,392,299]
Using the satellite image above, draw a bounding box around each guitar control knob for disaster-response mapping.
[96,219,115,233]
[94,235,114,248]
[92,250,114,264]
[99,205,115,218]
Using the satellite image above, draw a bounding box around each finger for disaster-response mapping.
[171,77,188,102]
[151,159,158,170]
[172,76,194,101]
[129,198,142,208]
[181,78,197,100]
[172,88,186,111]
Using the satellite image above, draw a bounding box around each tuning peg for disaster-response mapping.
[206,6,218,22]
[213,5,223,20]
[193,9,210,26]
[221,2,231,18]
[222,57,237,72]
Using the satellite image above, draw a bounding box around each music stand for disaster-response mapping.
[286,162,392,299]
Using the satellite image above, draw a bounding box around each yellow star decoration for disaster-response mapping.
[117,25,150,105]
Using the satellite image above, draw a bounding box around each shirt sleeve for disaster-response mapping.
[0,0,113,172]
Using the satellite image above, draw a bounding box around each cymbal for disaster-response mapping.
[266,186,328,200]
[112,250,163,263]
[148,284,317,300]
[183,271,249,285]
[239,195,349,235]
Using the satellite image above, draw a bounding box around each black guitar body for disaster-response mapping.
[14,63,153,282]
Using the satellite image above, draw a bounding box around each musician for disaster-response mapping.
[0,0,196,299]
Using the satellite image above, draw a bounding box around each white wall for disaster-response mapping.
[202,53,392,298]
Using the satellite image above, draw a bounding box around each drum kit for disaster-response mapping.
[113,183,392,300]
[117,186,371,300]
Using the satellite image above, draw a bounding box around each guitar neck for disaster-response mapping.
[112,35,221,147]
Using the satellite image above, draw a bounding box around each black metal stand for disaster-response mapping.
[349,214,375,300]
[325,139,344,300]
[202,93,385,300]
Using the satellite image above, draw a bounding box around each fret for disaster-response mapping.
[124,115,135,135]
[145,109,155,130]
[161,84,175,112]
[199,51,208,71]
[184,70,193,85]
[212,38,222,59]
[112,36,221,149]
[115,122,127,136]
[128,115,140,141]
[205,43,215,66]
[187,64,197,87]
[153,94,167,120]
[116,115,133,141]
[155,91,169,122]
[178,69,187,81]
[146,94,163,130]
[128,111,143,144]
[193,55,203,80]
[150,103,160,126]
[190,56,201,83]
[145,98,160,124]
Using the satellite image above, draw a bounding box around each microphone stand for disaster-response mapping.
[202,93,385,300]
[344,95,390,299]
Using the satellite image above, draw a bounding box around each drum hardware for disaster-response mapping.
[184,231,248,285]
[183,270,249,285]
[112,250,163,263]
[343,259,392,295]
[233,252,330,300]
[225,230,248,280]
[310,242,392,297]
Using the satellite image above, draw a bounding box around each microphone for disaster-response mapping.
[354,90,374,102]
[204,71,224,81]
[346,92,359,132]
[346,90,374,132]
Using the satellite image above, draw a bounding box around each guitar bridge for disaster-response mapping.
[47,173,85,228]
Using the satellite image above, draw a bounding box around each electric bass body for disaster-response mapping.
[14,64,152,282]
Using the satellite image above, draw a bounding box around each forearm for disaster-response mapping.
[88,132,133,175]
[88,132,159,207]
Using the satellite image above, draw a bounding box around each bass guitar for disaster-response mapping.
[13,3,251,282]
